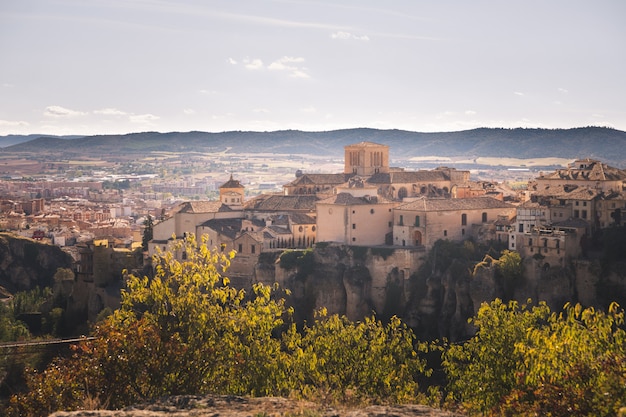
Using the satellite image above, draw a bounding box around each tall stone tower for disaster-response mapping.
[344,141,389,176]
[219,174,245,207]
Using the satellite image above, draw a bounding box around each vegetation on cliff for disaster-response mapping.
[3,235,626,416]
[6,235,431,415]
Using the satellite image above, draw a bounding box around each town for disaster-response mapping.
[2,141,625,288]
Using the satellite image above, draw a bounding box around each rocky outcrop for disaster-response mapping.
[262,243,626,342]
[0,232,73,294]
[49,395,463,417]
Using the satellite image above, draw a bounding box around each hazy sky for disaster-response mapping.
[1,0,625,136]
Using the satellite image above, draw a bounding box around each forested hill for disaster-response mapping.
[2,127,625,166]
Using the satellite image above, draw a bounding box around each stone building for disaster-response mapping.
[393,197,515,249]
[315,177,399,246]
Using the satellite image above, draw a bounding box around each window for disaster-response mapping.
[238,243,243,253]
[575,201,579,206]
[352,223,356,229]
[444,230,447,237]
[519,224,524,233]
[388,221,392,227]
[399,215,404,226]
[461,213,467,226]
[556,240,560,249]
[482,212,488,223]
[251,245,255,254]
[543,239,548,247]
[583,201,587,207]
[529,238,533,246]
[462,228,465,236]
[582,210,587,219]
[370,209,375,214]
[574,210,580,218]
[415,215,420,226]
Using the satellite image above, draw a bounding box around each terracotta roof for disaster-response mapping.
[534,185,600,201]
[200,218,265,239]
[289,212,316,224]
[553,217,590,229]
[397,197,514,212]
[220,175,244,189]
[317,192,393,206]
[367,170,450,184]
[176,201,233,214]
[541,160,626,182]
[199,218,244,239]
[284,173,353,187]
[244,195,319,211]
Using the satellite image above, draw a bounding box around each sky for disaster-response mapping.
[0,0,625,136]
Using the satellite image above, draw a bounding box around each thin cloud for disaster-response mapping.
[268,56,310,78]
[0,119,29,127]
[44,105,87,117]
[558,88,569,94]
[183,108,196,115]
[243,58,264,70]
[129,113,160,123]
[228,57,237,65]
[94,108,127,116]
[514,92,525,96]
[465,110,477,115]
[331,31,370,41]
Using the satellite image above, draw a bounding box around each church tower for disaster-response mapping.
[219,174,245,207]
[344,141,389,176]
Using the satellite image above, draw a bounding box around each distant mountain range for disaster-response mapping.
[2,127,625,167]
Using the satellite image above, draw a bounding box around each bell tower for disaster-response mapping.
[344,141,389,176]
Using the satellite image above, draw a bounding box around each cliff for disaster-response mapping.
[259,243,626,342]
[0,232,74,294]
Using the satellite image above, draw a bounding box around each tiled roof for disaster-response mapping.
[244,195,319,211]
[366,170,449,184]
[317,192,392,206]
[289,212,316,224]
[220,175,244,189]
[397,197,514,212]
[285,173,353,187]
[199,218,264,239]
[176,201,233,214]
[553,217,590,229]
[542,160,626,182]
[534,185,600,200]
[199,218,244,239]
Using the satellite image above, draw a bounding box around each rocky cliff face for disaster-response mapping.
[0,232,74,294]
[258,244,626,342]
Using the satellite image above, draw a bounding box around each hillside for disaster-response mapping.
[2,127,625,167]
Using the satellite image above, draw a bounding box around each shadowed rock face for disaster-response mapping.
[265,245,626,343]
[0,233,73,293]
[48,395,464,417]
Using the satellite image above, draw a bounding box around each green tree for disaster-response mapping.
[141,215,154,251]
[442,299,551,415]
[8,234,291,413]
[504,302,626,416]
[287,309,430,405]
